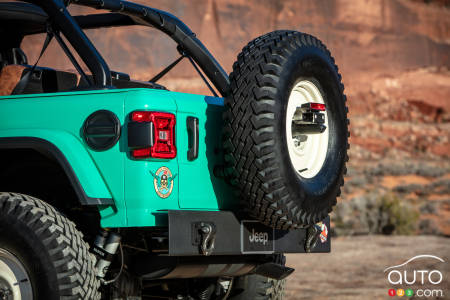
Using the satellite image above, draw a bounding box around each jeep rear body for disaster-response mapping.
[0,0,236,228]
[0,87,235,228]
[0,1,330,268]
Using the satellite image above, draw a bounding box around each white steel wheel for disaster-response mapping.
[223,30,349,228]
[0,248,33,300]
[286,79,329,178]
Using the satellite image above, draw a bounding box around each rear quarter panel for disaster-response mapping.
[0,88,236,228]
[0,90,127,226]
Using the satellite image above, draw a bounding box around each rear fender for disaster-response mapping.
[0,130,113,205]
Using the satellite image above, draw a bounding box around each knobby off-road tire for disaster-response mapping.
[228,275,285,300]
[0,193,100,299]
[223,30,349,229]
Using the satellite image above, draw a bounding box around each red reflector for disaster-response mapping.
[310,103,326,111]
[130,111,176,159]
[132,148,151,158]
[131,111,152,122]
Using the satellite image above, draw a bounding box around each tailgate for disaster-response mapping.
[173,93,236,210]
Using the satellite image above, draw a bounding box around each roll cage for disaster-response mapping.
[1,0,230,96]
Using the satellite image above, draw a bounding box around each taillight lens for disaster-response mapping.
[308,103,326,111]
[130,111,176,159]
[132,148,151,158]
[131,111,153,122]
[150,112,176,159]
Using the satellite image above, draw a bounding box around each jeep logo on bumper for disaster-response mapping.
[241,221,274,254]
[249,229,269,245]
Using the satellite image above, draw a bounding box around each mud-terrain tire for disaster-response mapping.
[228,275,285,300]
[223,30,349,229]
[0,193,100,299]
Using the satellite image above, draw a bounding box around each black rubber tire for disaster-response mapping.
[228,275,285,300]
[0,192,100,299]
[223,30,349,229]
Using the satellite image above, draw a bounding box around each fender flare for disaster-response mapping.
[0,137,114,206]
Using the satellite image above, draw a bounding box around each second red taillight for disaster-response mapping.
[130,111,176,159]
[304,102,326,111]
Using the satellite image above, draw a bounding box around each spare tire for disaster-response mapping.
[223,30,349,229]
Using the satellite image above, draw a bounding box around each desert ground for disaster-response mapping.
[285,236,450,299]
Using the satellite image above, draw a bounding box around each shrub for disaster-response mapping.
[333,191,419,236]
[378,193,419,235]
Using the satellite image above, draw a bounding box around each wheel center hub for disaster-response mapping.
[0,248,33,300]
[0,280,12,300]
[286,80,329,178]
[0,290,11,300]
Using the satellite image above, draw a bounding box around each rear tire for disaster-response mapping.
[0,193,100,299]
[223,30,349,229]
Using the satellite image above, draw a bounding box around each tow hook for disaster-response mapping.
[304,223,323,253]
[192,222,216,256]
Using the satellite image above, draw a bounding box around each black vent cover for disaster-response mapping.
[83,110,121,151]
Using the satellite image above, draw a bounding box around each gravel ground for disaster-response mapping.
[285,236,450,299]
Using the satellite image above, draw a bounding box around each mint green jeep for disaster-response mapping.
[0,1,348,299]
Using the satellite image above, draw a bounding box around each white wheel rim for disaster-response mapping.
[0,249,33,300]
[286,79,329,178]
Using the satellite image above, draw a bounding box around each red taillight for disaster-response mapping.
[132,148,151,158]
[309,103,326,111]
[130,111,176,159]
[151,112,176,159]
[131,111,152,122]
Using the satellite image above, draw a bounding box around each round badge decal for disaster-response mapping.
[150,167,177,198]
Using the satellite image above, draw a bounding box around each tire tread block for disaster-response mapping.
[0,192,100,299]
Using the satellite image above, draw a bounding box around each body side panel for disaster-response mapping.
[0,89,126,226]
[0,89,235,228]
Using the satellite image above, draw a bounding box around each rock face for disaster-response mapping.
[20,0,450,235]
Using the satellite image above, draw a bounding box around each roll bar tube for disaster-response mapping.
[29,0,230,96]
[26,0,112,87]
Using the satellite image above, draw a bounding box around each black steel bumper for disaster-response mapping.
[168,210,330,256]
[130,211,330,280]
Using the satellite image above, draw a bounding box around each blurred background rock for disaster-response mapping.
[11,0,450,298]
